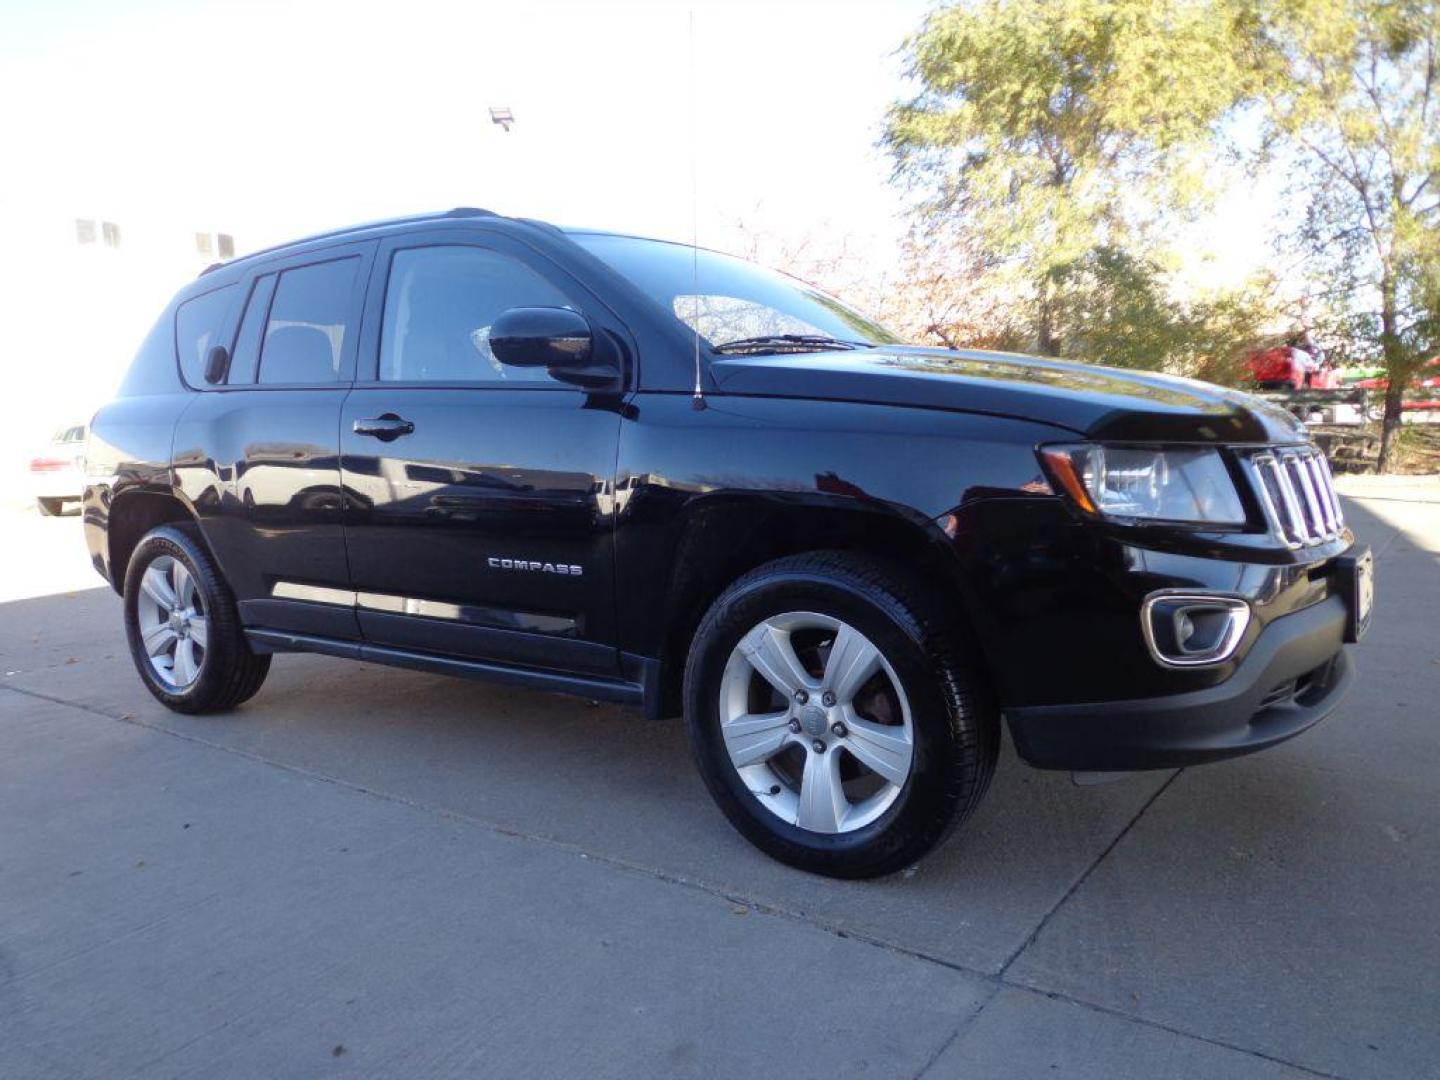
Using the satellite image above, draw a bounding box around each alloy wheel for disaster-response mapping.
[718,611,914,834]
[135,554,209,690]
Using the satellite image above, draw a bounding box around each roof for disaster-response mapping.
[199,207,500,276]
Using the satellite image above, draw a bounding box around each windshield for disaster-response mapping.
[571,233,903,353]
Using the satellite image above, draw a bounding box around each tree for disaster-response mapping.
[1234,0,1439,470]
[1048,247,1279,381]
[872,228,1030,351]
[884,0,1244,358]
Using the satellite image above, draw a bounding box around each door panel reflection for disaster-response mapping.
[340,388,621,672]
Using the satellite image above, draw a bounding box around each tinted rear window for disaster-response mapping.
[258,258,360,385]
[227,274,278,385]
[174,284,238,388]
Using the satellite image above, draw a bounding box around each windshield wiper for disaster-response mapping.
[711,334,871,356]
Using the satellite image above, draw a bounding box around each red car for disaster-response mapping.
[1245,345,1337,391]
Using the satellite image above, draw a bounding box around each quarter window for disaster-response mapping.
[258,258,360,384]
[379,246,572,384]
[175,284,238,388]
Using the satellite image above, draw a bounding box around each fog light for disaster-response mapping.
[1176,612,1196,648]
[1142,593,1250,667]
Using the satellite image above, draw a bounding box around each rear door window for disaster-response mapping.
[175,284,238,388]
[257,257,361,385]
[226,274,277,385]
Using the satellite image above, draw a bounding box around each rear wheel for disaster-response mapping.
[683,552,998,879]
[123,524,270,713]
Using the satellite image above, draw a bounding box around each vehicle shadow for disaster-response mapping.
[2,580,1167,974]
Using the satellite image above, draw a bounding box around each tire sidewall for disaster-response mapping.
[123,527,229,710]
[685,565,966,875]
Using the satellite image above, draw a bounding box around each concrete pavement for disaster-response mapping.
[1,478,1437,1079]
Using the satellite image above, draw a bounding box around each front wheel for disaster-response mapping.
[123,524,271,714]
[683,552,998,879]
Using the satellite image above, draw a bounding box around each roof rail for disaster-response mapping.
[194,208,504,278]
[515,217,566,237]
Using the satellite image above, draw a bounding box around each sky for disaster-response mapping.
[0,0,931,251]
[0,0,1282,464]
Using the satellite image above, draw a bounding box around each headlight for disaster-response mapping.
[1039,444,1246,525]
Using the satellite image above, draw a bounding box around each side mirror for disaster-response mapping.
[489,307,621,391]
[203,344,230,384]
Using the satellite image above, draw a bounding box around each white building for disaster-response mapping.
[0,201,243,472]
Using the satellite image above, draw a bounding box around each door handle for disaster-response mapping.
[353,414,415,441]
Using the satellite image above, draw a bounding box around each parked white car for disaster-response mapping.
[29,423,86,516]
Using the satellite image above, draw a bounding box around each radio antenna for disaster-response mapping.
[689,8,705,410]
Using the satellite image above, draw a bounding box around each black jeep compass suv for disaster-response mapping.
[82,208,1372,878]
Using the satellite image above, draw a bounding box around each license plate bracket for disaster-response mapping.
[1336,546,1374,643]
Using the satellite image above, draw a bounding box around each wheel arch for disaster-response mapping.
[105,490,207,596]
[648,495,987,720]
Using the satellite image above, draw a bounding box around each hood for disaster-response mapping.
[710,346,1308,444]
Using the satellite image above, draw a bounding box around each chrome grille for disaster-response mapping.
[1246,446,1345,548]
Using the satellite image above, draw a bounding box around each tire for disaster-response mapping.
[683,551,998,879]
[122,524,271,714]
[36,498,64,517]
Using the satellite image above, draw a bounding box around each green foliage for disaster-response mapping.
[1047,249,1188,368]
[1048,248,1278,381]
[1232,0,1438,468]
[883,0,1438,456]
[875,0,1261,368]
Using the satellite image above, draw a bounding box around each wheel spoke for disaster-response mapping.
[739,622,815,700]
[824,624,881,704]
[722,710,793,769]
[843,715,913,787]
[172,561,195,609]
[721,610,915,836]
[796,747,847,833]
[187,615,209,650]
[141,566,176,609]
[173,637,199,684]
[141,622,176,658]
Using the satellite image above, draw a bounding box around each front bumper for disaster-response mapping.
[1007,591,1354,770]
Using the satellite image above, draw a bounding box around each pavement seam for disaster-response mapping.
[995,768,1183,978]
[910,981,1004,1080]
[0,684,995,963]
[0,683,1354,1079]
[1002,985,1349,1080]
[7,890,225,983]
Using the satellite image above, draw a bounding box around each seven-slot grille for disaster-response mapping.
[1245,445,1345,548]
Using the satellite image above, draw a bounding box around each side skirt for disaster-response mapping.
[245,628,652,709]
